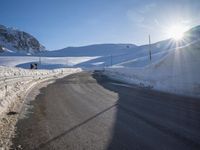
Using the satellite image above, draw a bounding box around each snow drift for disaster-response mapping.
[0,66,82,115]
[105,39,200,97]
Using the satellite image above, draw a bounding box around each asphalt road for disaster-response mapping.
[12,71,200,150]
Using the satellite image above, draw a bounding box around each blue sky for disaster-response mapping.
[1,0,200,50]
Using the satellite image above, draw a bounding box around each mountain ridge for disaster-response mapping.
[0,24,45,54]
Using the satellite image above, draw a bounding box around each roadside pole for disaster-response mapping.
[110,54,113,67]
[39,56,41,65]
[149,34,152,61]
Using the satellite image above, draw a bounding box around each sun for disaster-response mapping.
[166,24,188,41]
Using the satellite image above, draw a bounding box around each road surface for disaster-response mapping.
[12,71,200,150]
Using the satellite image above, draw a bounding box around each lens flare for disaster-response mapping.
[166,24,188,41]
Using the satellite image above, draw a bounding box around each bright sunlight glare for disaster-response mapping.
[166,24,188,41]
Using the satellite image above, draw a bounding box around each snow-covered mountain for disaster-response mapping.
[0,24,45,54]
[31,25,200,69]
[41,43,137,57]
[0,25,200,70]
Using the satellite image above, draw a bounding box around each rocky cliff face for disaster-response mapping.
[0,25,45,54]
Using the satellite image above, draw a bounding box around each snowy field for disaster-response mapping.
[104,41,200,98]
[0,56,99,69]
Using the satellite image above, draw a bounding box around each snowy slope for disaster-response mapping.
[0,24,45,54]
[37,40,176,68]
[41,44,137,57]
[76,28,200,68]
[104,26,200,97]
[0,26,195,69]
[0,40,137,69]
[0,43,136,69]
[0,38,196,70]
[0,25,200,72]
[75,26,200,68]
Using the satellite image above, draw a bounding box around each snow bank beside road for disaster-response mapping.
[104,43,200,98]
[0,66,81,149]
[0,66,82,115]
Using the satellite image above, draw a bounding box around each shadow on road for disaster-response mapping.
[37,103,118,149]
[92,72,200,150]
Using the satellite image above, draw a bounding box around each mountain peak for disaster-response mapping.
[0,24,45,54]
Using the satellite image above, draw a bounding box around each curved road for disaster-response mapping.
[12,71,200,150]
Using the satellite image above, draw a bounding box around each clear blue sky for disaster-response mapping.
[1,0,200,50]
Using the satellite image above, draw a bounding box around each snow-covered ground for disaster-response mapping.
[104,41,200,98]
[0,39,189,69]
[0,66,82,115]
[0,56,98,69]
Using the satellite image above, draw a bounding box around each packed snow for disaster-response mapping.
[104,40,200,98]
[0,66,82,115]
